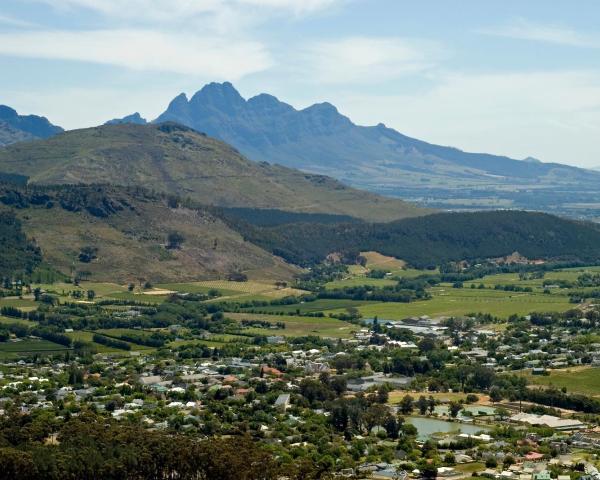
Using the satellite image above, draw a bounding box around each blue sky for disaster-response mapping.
[1,0,600,167]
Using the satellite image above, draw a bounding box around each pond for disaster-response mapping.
[433,405,496,417]
[406,416,492,441]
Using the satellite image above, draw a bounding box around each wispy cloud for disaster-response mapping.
[479,18,600,48]
[0,14,36,28]
[32,0,341,24]
[301,36,438,84]
[0,29,272,78]
[337,70,600,166]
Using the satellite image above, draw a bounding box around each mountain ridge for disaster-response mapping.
[0,105,63,146]
[0,122,427,222]
[150,82,600,216]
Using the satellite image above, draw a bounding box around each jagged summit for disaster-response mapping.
[105,112,147,125]
[148,81,600,216]
[0,104,63,145]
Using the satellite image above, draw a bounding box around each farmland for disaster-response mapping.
[228,312,358,338]
[521,367,600,398]
[0,338,69,359]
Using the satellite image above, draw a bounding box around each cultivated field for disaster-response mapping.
[228,312,358,338]
[521,366,600,397]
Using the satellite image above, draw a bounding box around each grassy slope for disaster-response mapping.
[0,123,427,222]
[12,191,298,283]
[521,366,600,397]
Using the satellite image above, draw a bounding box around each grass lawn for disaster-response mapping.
[336,286,573,320]
[0,339,69,358]
[228,312,357,338]
[520,366,600,397]
[455,464,485,475]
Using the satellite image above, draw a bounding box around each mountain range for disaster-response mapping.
[2,102,600,281]
[4,82,600,217]
[128,82,597,218]
[0,122,425,222]
[0,105,63,146]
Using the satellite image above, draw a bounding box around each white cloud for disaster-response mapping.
[335,70,600,167]
[33,0,340,23]
[0,14,35,28]
[0,29,272,78]
[301,36,437,84]
[479,18,600,48]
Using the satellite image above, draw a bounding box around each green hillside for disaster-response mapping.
[0,122,427,222]
[0,209,41,277]
[233,210,600,267]
[0,185,298,282]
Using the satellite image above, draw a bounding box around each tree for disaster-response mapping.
[377,385,390,404]
[399,395,414,414]
[448,401,462,418]
[417,395,429,415]
[489,386,503,403]
[166,231,185,249]
[86,290,95,301]
[428,395,436,414]
[78,246,97,263]
[420,461,438,480]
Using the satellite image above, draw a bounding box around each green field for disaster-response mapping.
[327,287,573,320]
[34,282,127,298]
[0,339,69,358]
[0,297,39,311]
[107,292,169,304]
[66,330,154,352]
[0,315,36,327]
[156,282,240,296]
[96,328,154,338]
[228,312,358,338]
[521,367,600,397]
[324,277,397,290]
[241,299,375,314]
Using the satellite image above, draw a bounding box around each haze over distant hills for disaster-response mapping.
[142,82,600,218]
[0,105,63,146]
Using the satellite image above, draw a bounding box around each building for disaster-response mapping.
[509,413,586,431]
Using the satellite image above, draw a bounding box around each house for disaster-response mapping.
[305,361,330,374]
[533,471,551,480]
[274,393,291,411]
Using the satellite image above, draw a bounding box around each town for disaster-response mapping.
[3,257,600,479]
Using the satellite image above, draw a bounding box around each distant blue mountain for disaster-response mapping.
[105,112,147,125]
[153,82,600,216]
[0,105,63,146]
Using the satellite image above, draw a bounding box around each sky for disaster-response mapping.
[1,0,600,167]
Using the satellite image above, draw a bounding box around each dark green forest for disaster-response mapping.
[3,183,600,276]
[0,411,329,480]
[0,209,41,277]
[236,210,600,267]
